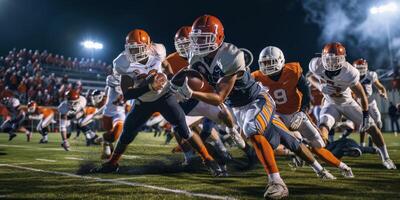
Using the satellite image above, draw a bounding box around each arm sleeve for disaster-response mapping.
[123,75,155,100]
[297,75,311,111]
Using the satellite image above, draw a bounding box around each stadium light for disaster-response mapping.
[81,40,103,50]
[370,2,398,15]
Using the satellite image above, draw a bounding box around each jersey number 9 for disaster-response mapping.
[273,89,288,104]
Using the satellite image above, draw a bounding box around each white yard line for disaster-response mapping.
[0,164,235,200]
[64,157,85,161]
[35,159,57,163]
[122,155,141,159]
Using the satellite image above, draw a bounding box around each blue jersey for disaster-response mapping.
[189,42,260,107]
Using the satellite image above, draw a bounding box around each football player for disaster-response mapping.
[353,58,387,147]
[168,26,252,166]
[173,15,289,199]
[308,42,396,170]
[27,101,55,143]
[100,72,127,159]
[91,29,224,176]
[252,46,353,178]
[58,89,97,151]
[0,96,31,141]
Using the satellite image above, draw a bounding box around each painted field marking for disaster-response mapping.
[65,157,85,161]
[0,164,236,200]
[35,159,57,163]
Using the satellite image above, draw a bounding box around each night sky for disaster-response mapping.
[0,0,321,71]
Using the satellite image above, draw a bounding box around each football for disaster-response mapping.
[171,69,214,92]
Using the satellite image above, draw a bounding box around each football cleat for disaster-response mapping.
[26,132,32,142]
[39,138,48,144]
[101,142,114,160]
[340,167,354,178]
[289,155,305,169]
[61,141,70,151]
[204,160,226,177]
[8,133,17,141]
[90,162,119,173]
[317,169,337,180]
[383,159,397,170]
[264,181,289,200]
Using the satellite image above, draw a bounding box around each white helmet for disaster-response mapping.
[258,46,285,75]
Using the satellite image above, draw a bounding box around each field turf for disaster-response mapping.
[0,132,399,200]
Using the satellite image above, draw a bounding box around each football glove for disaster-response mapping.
[173,77,193,100]
[289,112,307,130]
[359,111,371,132]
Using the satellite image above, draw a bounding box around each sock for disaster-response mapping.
[338,162,350,170]
[113,121,124,141]
[44,135,48,141]
[310,160,324,173]
[377,145,390,160]
[268,172,283,183]
[360,142,366,147]
[250,134,279,174]
[312,147,341,167]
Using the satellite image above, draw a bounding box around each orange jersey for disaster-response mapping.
[252,62,303,114]
[166,52,189,74]
[37,107,55,118]
[310,85,323,106]
[85,106,97,115]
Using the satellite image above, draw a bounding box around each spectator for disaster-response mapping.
[388,102,399,136]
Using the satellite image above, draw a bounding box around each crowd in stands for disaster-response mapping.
[0,48,111,106]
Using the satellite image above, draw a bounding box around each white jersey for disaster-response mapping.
[103,80,125,117]
[113,43,168,102]
[58,96,87,115]
[309,57,359,104]
[360,71,378,102]
[5,98,21,119]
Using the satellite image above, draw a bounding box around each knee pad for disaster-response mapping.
[319,114,335,130]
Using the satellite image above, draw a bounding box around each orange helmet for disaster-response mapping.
[321,42,346,71]
[125,29,151,63]
[65,89,80,110]
[174,26,192,58]
[353,58,368,76]
[189,15,224,56]
[27,100,37,113]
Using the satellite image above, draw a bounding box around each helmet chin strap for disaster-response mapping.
[268,69,283,81]
[324,68,342,79]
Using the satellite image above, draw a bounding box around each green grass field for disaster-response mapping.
[0,132,399,200]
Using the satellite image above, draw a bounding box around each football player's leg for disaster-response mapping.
[272,117,335,178]
[237,94,282,182]
[342,101,395,168]
[102,115,114,143]
[160,94,214,162]
[109,102,153,166]
[319,103,341,143]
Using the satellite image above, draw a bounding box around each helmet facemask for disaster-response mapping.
[354,63,368,76]
[27,105,36,113]
[258,56,285,76]
[125,43,149,63]
[68,100,80,111]
[174,37,191,58]
[189,30,223,56]
[322,53,346,71]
